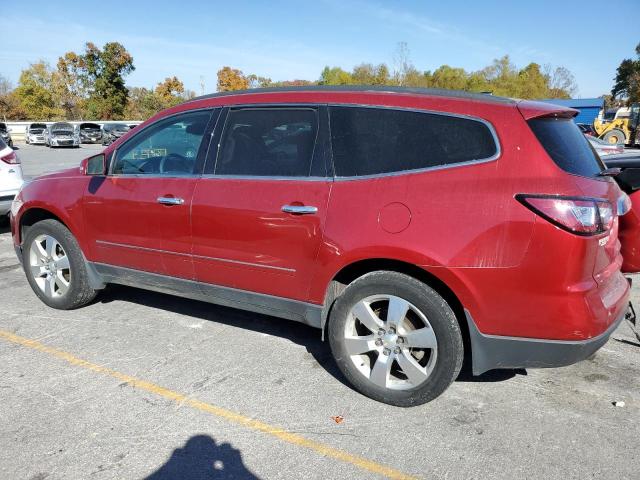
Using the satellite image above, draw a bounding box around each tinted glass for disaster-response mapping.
[329,107,497,177]
[528,118,604,177]
[112,110,211,175]
[216,108,318,177]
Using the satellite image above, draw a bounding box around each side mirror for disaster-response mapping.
[81,154,106,176]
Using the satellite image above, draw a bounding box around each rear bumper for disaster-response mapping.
[466,306,628,375]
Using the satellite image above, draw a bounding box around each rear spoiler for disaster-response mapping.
[517,100,579,120]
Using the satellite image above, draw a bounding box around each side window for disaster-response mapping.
[215,108,318,177]
[112,110,211,175]
[329,107,498,177]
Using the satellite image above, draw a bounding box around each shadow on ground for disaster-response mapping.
[98,284,522,389]
[146,434,260,479]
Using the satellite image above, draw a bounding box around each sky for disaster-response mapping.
[1,0,638,98]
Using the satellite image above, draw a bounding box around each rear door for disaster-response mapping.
[191,105,332,301]
[83,109,217,278]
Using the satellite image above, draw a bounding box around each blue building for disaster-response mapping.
[539,98,604,125]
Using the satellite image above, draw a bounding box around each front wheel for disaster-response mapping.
[603,129,626,145]
[23,219,98,309]
[328,271,463,406]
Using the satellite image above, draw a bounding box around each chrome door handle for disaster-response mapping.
[282,205,318,215]
[157,196,184,206]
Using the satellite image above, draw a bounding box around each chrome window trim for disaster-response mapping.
[327,103,502,181]
[109,107,215,178]
[95,240,296,273]
[199,174,331,182]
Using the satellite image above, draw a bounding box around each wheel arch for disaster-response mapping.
[320,258,470,358]
[19,207,70,245]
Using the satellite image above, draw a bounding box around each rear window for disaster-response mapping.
[528,118,604,177]
[329,106,498,177]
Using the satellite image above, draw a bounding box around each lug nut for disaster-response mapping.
[377,328,385,336]
[382,348,390,356]
[394,347,401,354]
[397,337,404,344]
[389,327,396,334]
[375,338,383,347]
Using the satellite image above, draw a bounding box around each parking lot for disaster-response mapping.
[1,142,639,479]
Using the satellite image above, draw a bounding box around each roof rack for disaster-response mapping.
[186,85,515,105]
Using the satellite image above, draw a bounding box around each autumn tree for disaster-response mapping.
[55,51,89,119]
[217,67,249,92]
[0,75,25,120]
[14,61,63,120]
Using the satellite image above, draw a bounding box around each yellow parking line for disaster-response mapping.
[0,329,419,480]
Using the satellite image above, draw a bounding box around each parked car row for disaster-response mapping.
[24,122,134,147]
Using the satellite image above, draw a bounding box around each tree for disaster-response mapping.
[0,75,25,120]
[544,65,577,99]
[318,66,352,85]
[155,76,185,106]
[55,51,89,119]
[83,42,135,119]
[612,43,640,103]
[14,61,63,120]
[217,67,249,92]
[392,42,413,86]
[352,63,391,85]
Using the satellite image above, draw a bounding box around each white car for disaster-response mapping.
[0,137,24,217]
[25,123,48,145]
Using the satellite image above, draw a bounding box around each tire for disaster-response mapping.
[603,129,626,145]
[22,219,98,310]
[328,271,463,407]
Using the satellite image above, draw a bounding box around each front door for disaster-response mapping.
[83,109,215,278]
[191,106,332,302]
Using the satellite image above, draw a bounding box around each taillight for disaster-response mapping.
[516,194,613,236]
[0,151,19,164]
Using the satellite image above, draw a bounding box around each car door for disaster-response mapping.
[83,109,217,279]
[191,105,332,302]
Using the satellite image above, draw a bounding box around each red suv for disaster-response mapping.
[10,87,635,406]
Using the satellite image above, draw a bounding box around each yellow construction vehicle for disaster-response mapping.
[593,103,640,145]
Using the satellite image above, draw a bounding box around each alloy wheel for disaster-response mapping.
[344,294,438,390]
[29,234,71,298]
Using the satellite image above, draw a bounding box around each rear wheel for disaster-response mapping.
[23,219,97,309]
[328,271,463,406]
[603,129,626,145]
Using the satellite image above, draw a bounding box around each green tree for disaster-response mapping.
[351,63,391,85]
[429,65,469,91]
[14,61,63,120]
[612,43,640,103]
[83,42,135,119]
[319,66,353,85]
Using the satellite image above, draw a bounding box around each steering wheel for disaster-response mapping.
[159,153,191,174]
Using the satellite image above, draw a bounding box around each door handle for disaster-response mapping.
[157,196,185,206]
[281,205,318,215]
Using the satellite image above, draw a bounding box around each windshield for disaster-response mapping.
[113,124,130,132]
[0,137,6,149]
[528,118,605,178]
